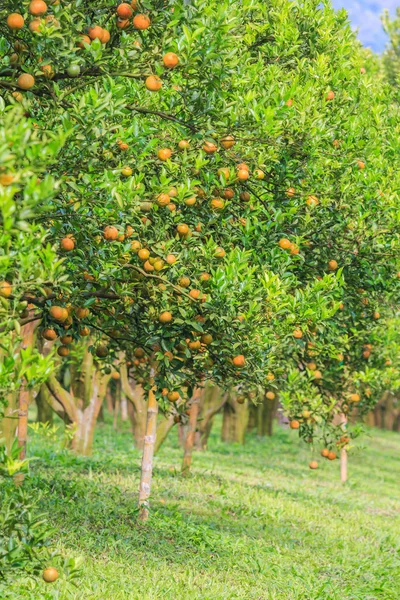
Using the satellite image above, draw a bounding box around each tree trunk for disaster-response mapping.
[120,362,147,449]
[195,385,226,450]
[113,381,121,431]
[262,396,277,436]
[154,415,176,454]
[182,387,201,475]
[121,396,128,421]
[256,400,263,437]
[231,398,249,444]
[36,386,54,424]
[138,368,158,521]
[73,370,110,456]
[0,392,18,453]
[340,447,348,483]
[221,402,233,442]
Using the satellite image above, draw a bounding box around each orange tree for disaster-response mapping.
[1,0,400,508]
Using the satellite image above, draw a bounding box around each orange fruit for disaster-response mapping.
[266,372,275,381]
[158,148,172,161]
[103,225,119,240]
[0,281,12,298]
[237,169,249,181]
[49,306,68,322]
[178,140,190,150]
[88,25,103,40]
[293,329,303,339]
[321,448,329,458]
[138,248,150,261]
[17,74,35,90]
[42,568,58,583]
[57,345,70,357]
[111,371,120,380]
[265,391,275,400]
[60,335,72,345]
[210,198,224,211]
[189,289,201,300]
[184,196,196,206]
[157,193,170,207]
[29,18,42,33]
[159,311,172,323]
[357,160,365,169]
[349,393,360,403]
[278,238,291,250]
[75,307,89,319]
[167,391,179,402]
[306,195,319,207]
[100,28,110,43]
[290,420,300,429]
[255,169,265,179]
[214,247,225,258]
[220,134,235,149]
[133,14,151,29]
[116,19,130,29]
[286,98,293,107]
[176,223,189,236]
[328,260,338,271]
[286,187,295,197]
[42,328,57,341]
[218,167,230,179]
[116,3,133,18]
[7,13,25,30]
[29,0,47,15]
[200,272,210,281]
[327,451,337,461]
[163,52,179,68]
[240,191,250,202]
[165,254,177,265]
[232,355,245,368]
[201,334,213,345]
[309,461,318,469]
[325,90,335,101]
[79,326,90,336]
[373,311,380,320]
[60,237,75,251]
[145,75,162,91]
[223,188,234,199]
[77,34,91,48]
[179,277,190,288]
[203,141,217,154]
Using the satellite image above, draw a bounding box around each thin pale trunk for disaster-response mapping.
[262,396,277,437]
[121,396,128,421]
[113,381,121,431]
[36,386,54,424]
[72,371,110,456]
[182,388,201,475]
[195,387,226,450]
[221,402,232,442]
[120,362,146,449]
[138,369,158,521]
[340,448,347,483]
[106,387,114,414]
[256,400,263,437]
[232,399,249,444]
[154,415,175,454]
[0,393,18,453]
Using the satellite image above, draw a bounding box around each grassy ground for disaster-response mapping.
[3,416,400,600]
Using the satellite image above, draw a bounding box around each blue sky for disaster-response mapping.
[331,0,397,51]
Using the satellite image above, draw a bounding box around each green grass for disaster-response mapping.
[3,417,400,599]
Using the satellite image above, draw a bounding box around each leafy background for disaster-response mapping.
[331,0,396,50]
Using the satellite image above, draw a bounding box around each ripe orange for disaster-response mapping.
[60,237,75,251]
[17,74,35,90]
[321,448,329,458]
[214,247,226,258]
[116,3,133,18]
[237,168,249,181]
[232,355,245,368]
[163,52,179,68]
[203,141,217,154]
[223,188,234,200]
[40,64,54,79]
[159,311,172,323]
[116,19,130,29]
[165,254,177,265]
[77,34,91,48]
[133,14,151,29]
[75,307,89,319]
[79,326,90,336]
[363,350,371,359]
[327,451,337,460]
[60,334,72,345]
[220,134,235,149]
[328,260,338,271]
[178,140,190,150]
[121,166,132,176]
[189,340,201,351]
[265,391,275,400]
[176,223,189,236]
[143,260,154,272]
[0,281,12,298]
[218,167,230,179]
[103,225,119,240]
[29,18,42,33]
[313,370,322,380]
[43,567,59,583]
[49,306,68,322]
[278,238,291,250]
[360,67,366,74]
[184,196,196,206]
[286,187,295,197]
[309,461,318,469]
[306,195,319,207]
[349,393,360,403]
[357,160,365,170]
[167,391,179,402]
[138,248,150,261]
[201,334,213,345]
[158,148,172,161]
[179,277,190,288]
[200,272,210,281]
[57,345,70,357]
[189,289,201,300]
[88,25,103,40]
[290,244,299,255]
[157,193,170,207]
[12,91,23,102]
[290,420,300,429]
[266,372,275,381]
[255,169,265,179]
[7,13,25,30]
[100,28,110,43]
[42,328,57,341]
[111,371,120,380]
[293,329,303,339]
[325,90,335,101]
[29,0,47,15]
[373,311,380,320]
[211,198,224,211]
[130,240,141,252]
[145,75,162,91]
[286,98,293,107]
